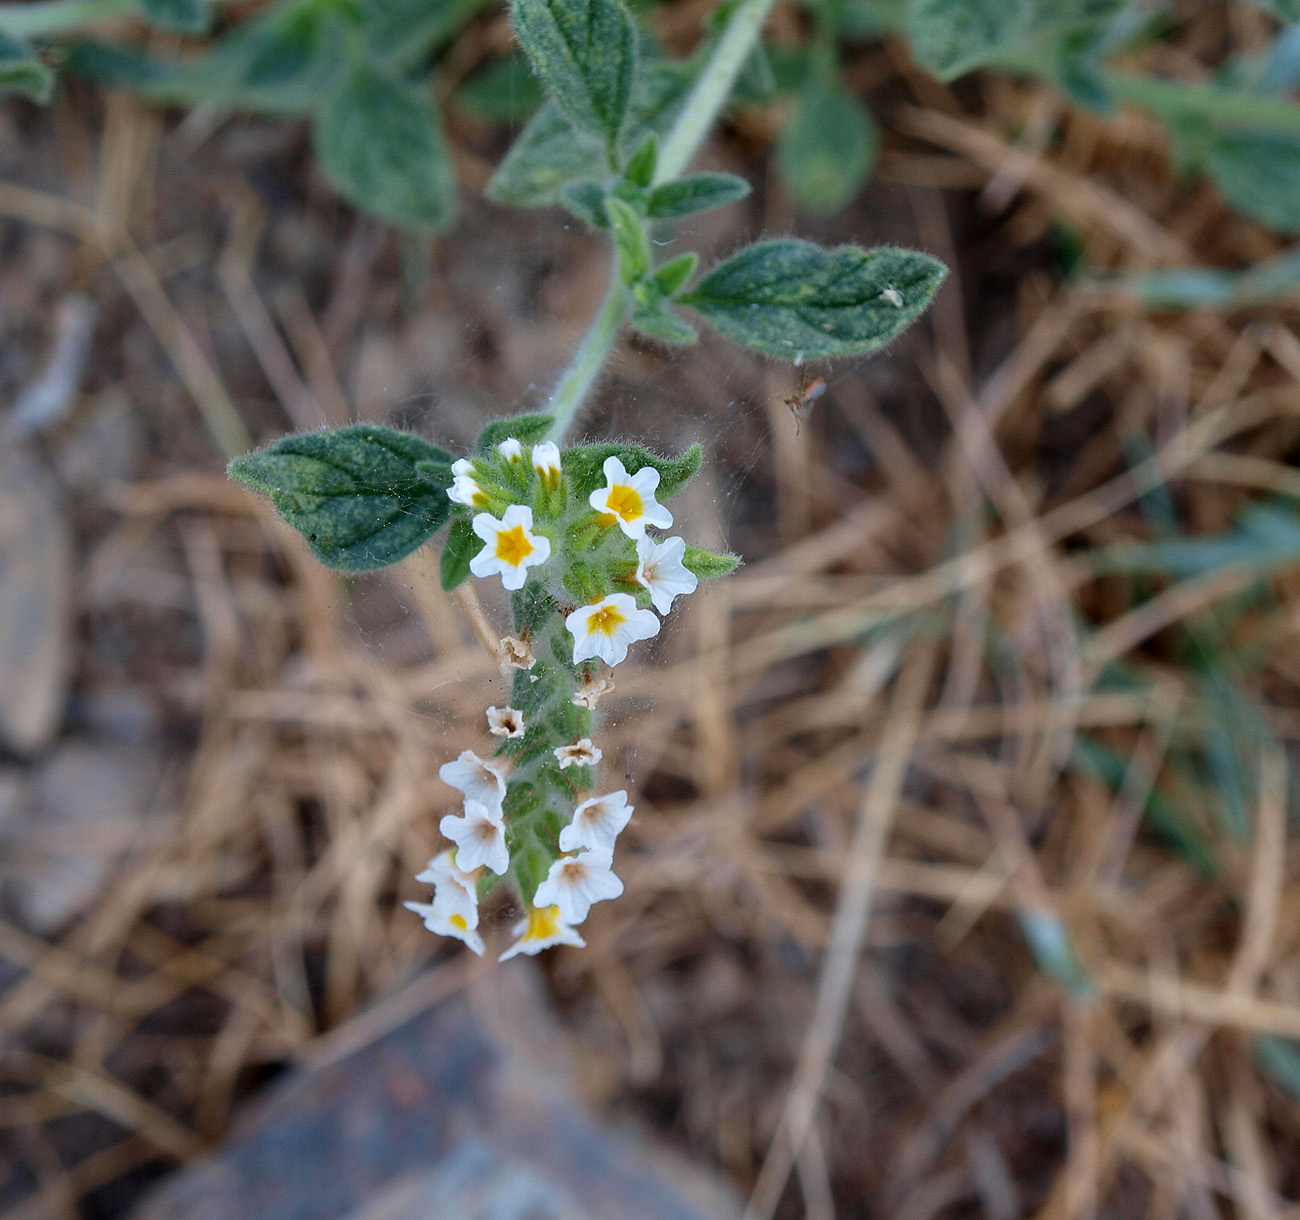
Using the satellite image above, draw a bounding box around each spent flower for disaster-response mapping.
[487,706,525,738]
[555,738,602,769]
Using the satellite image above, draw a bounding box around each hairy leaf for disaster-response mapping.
[777,77,877,213]
[682,545,740,579]
[679,239,947,360]
[139,0,209,35]
[562,442,701,498]
[476,412,556,450]
[510,0,638,155]
[645,171,751,219]
[313,63,456,232]
[607,196,650,284]
[631,305,698,345]
[456,50,545,123]
[0,34,52,102]
[1203,129,1300,235]
[905,0,1030,80]
[487,60,692,207]
[365,0,497,70]
[652,251,698,296]
[440,515,478,590]
[228,424,453,571]
[559,179,610,226]
[623,131,658,186]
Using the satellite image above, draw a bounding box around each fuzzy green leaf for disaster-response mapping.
[559,179,609,226]
[679,239,947,360]
[487,60,692,208]
[777,78,877,213]
[228,424,453,571]
[364,0,497,70]
[682,544,740,579]
[645,172,751,219]
[139,0,209,35]
[456,50,545,123]
[510,0,638,156]
[313,62,456,233]
[0,34,52,102]
[631,306,698,345]
[905,0,1030,80]
[440,515,478,590]
[1203,130,1300,235]
[652,251,698,297]
[562,441,701,499]
[624,132,658,186]
[607,196,650,284]
[476,412,556,450]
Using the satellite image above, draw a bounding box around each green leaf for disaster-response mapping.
[905,0,1030,80]
[777,78,877,213]
[623,132,658,186]
[645,171,751,219]
[1203,130,1300,234]
[0,34,52,103]
[455,49,545,124]
[559,178,609,226]
[509,0,638,157]
[440,515,478,590]
[631,305,698,344]
[607,196,650,284]
[364,0,497,70]
[139,0,209,35]
[487,59,692,208]
[678,239,947,360]
[562,441,701,498]
[682,544,740,579]
[476,412,556,450]
[228,423,453,571]
[652,251,698,296]
[313,62,456,233]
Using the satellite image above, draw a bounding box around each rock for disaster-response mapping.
[130,966,741,1220]
[0,446,72,754]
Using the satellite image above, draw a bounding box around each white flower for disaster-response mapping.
[469,504,551,591]
[555,739,601,769]
[534,850,624,925]
[447,458,487,508]
[438,750,507,813]
[487,706,525,738]
[500,635,536,670]
[571,673,613,708]
[635,535,698,615]
[404,900,485,955]
[498,904,586,960]
[559,790,633,854]
[532,442,562,486]
[588,456,673,539]
[497,438,524,461]
[440,799,509,875]
[566,593,660,666]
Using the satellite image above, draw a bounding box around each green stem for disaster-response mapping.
[0,0,134,37]
[654,0,779,186]
[545,265,628,444]
[1105,69,1300,133]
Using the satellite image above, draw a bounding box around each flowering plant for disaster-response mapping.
[228,0,947,957]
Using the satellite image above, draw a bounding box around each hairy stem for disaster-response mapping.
[0,0,134,37]
[545,0,779,443]
[654,0,779,186]
[545,266,628,445]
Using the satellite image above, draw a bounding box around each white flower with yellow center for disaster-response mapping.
[498,904,586,960]
[447,458,488,509]
[404,899,485,955]
[487,706,525,738]
[531,441,562,487]
[469,504,551,590]
[534,850,624,925]
[438,750,506,813]
[588,456,673,539]
[497,437,525,461]
[555,738,601,769]
[635,535,698,615]
[565,593,660,666]
[440,798,509,875]
[559,790,633,854]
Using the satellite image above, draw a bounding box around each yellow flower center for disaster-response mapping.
[586,604,627,637]
[449,913,468,931]
[495,524,535,567]
[604,483,643,521]
[525,904,564,941]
